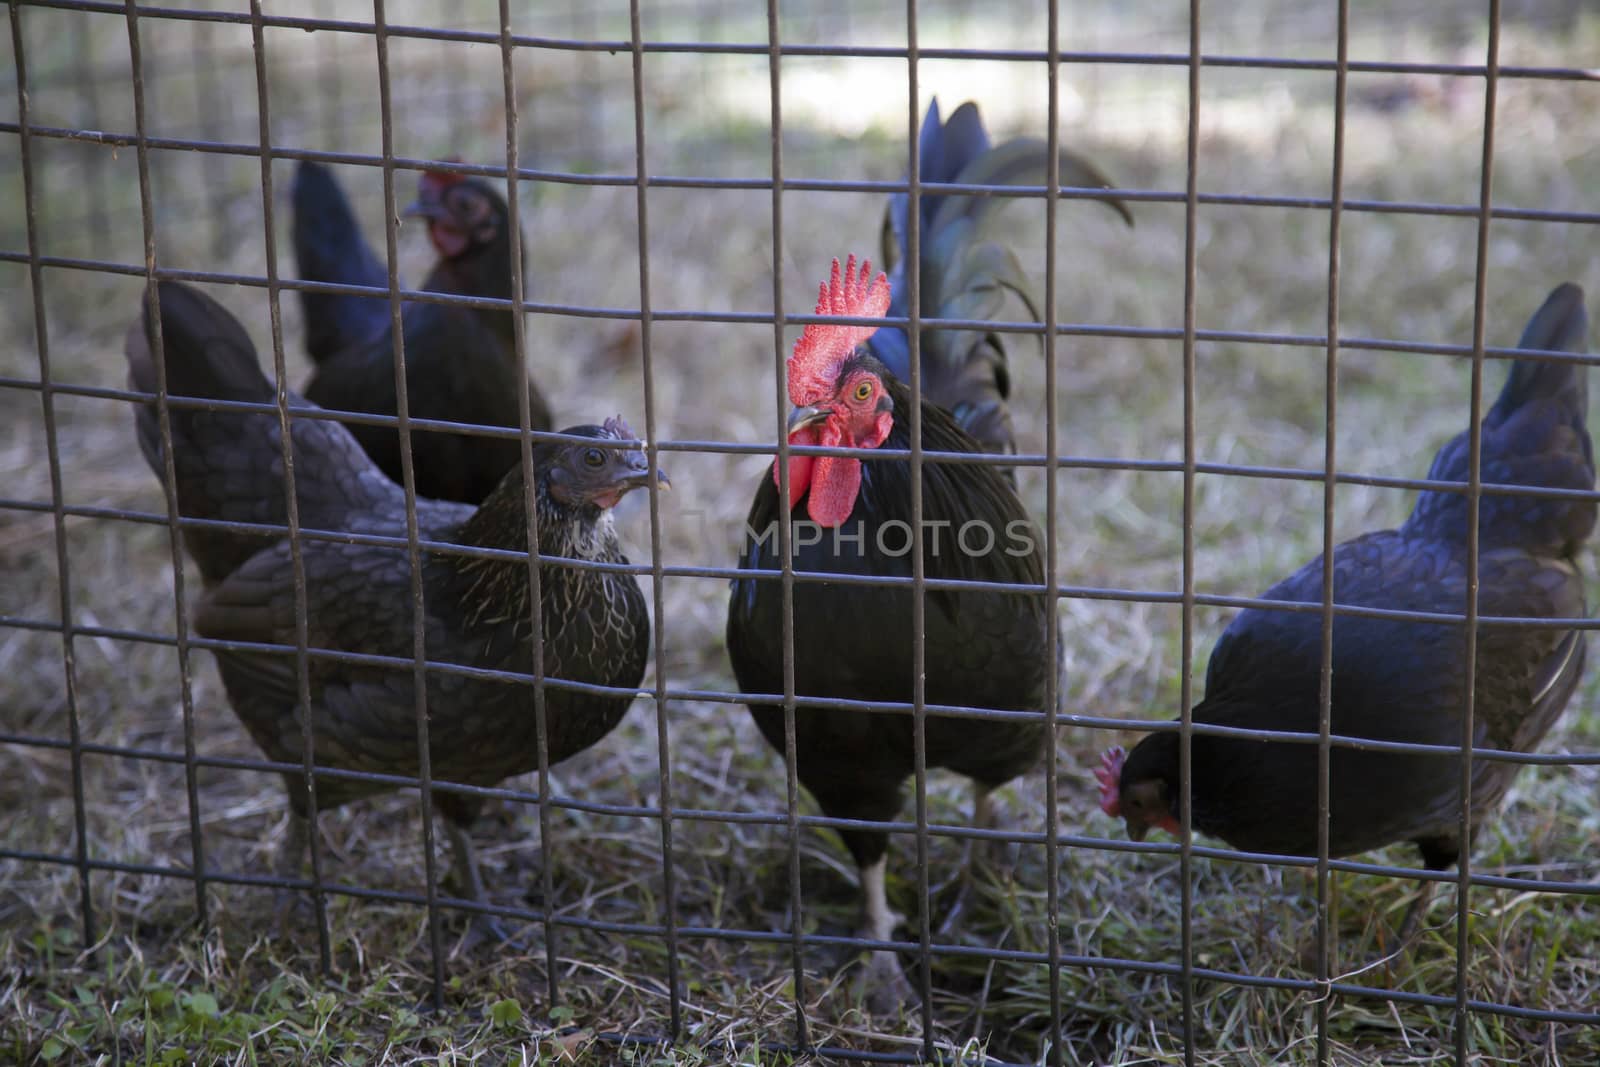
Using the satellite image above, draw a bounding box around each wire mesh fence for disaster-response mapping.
[3,0,1599,1063]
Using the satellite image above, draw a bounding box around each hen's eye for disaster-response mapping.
[582,448,605,468]
[853,381,873,402]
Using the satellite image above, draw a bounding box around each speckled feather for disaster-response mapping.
[128,281,648,825]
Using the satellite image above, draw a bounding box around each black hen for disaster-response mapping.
[292,160,554,504]
[1100,283,1593,895]
[127,281,659,918]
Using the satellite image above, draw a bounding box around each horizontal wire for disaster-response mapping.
[6,121,1600,233]
[6,669,1596,779]
[7,0,1598,84]
[1,842,1593,1028]
[9,601,1600,751]
[4,497,1599,635]
[12,375,1600,498]
[11,243,1600,372]
[6,722,1597,889]
[8,0,1600,1040]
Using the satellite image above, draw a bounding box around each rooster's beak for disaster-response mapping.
[786,405,831,435]
[1125,820,1149,843]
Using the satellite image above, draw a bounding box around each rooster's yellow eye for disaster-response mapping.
[853,381,872,402]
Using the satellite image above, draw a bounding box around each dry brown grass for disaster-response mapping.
[3,1,1599,1064]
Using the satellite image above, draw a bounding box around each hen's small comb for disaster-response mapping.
[420,156,468,191]
[601,414,637,442]
[787,255,891,407]
[1094,746,1126,817]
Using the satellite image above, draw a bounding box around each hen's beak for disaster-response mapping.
[401,195,447,220]
[1125,819,1149,843]
[786,405,831,435]
[616,467,669,492]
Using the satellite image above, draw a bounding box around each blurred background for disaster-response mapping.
[2,1,1597,1063]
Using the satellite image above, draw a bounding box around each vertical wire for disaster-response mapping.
[247,0,331,972]
[902,0,935,1052]
[10,0,99,953]
[190,15,231,264]
[118,0,210,940]
[70,14,111,260]
[1455,1,1502,1059]
[315,0,343,148]
[622,0,684,1038]
[495,0,559,1011]
[1042,3,1066,1063]
[764,0,810,1051]
[1313,2,1352,1061]
[371,0,448,1009]
[1178,1,1202,1062]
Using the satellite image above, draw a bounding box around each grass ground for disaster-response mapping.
[2,1,1598,1064]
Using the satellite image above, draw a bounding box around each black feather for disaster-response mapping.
[291,160,555,504]
[1116,283,1594,870]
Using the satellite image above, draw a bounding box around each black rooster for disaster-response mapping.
[1099,283,1593,931]
[292,160,554,504]
[727,100,1130,1008]
[127,281,660,927]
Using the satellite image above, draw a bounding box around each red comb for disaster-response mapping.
[601,414,637,441]
[1095,746,1126,817]
[421,156,467,191]
[787,255,891,407]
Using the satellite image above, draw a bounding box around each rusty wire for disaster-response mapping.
[4,0,1600,1063]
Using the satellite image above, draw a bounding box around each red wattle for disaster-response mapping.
[776,425,817,509]
[429,220,470,258]
[772,419,865,527]
[807,454,862,527]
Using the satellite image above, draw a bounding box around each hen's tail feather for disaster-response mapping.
[870,99,1132,455]
[1408,283,1595,553]
[1489,281,1589,426]
[291,160,392,364]
[127,281,274,407]
[127,281,398,583]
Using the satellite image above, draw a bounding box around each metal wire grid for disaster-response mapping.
[4,0,1600,1063]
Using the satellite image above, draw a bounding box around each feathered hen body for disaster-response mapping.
[292,160,554,504]
[127,280,656,910]
[1100,283,1594,879]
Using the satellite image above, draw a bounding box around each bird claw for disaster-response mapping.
[271,887,310,937]
[452,910,529,954]
[855,948,920,1017]
[935,872,976,939]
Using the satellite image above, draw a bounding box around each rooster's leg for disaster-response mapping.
[937,785,999,936]
[972,786,994,829]
[855,856,916,1013]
